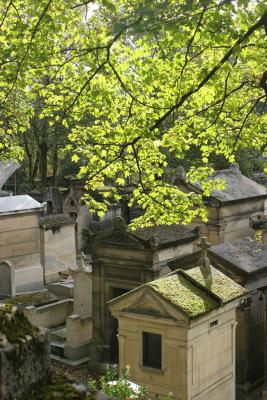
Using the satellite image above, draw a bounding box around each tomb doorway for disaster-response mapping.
[110,287,129,363]
[0,261,14,298]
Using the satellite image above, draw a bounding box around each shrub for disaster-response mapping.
[89,366,173,400]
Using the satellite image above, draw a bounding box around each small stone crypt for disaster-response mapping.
[92,217,197,362]
[109,240,245,400]
[0,195,43,296]
[168,237,267,399]
[175,164,267,244]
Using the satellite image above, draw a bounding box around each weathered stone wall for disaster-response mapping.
[114,304,237,400]
[73,270,92,318]
[0,213,41,268]
[0,213,43,294]
[187,198,265,245]
[188,307,236,400]
[156,242,194,277]
[236,291,265,399]
[0,306,50,400]
[0,335,50,400]
[24,299,74,328]
[40,223,76,283]
[92,243,153,360]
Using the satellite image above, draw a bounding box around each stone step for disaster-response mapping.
[50,353,90,367]
[50,340,65,358]
[49,325,67,343]
[48,280,74,299]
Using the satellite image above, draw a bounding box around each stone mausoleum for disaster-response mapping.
[175,164,267,244]
[0,195,44,297]
[92,217,197,361]
[39,214,76,283]
[109,242,245,400]
[168,237,267,399]
[208,238,267,399]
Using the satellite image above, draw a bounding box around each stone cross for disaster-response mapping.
[197,237,211,268]
[197,237,212,287]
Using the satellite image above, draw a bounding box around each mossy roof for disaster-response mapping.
[147,266,245,318]
[39,214,74,228]
[3,291,58,307]
[184,266,246,303]
[148,274,218,318]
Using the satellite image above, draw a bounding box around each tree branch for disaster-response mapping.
[150,10,267,132]
[5,0,53,99]
[0,1,13,29]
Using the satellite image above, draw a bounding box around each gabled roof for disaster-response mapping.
[168,238,267,282]
[195,168,267,203]
[109,265,245,319]
[149,267,245,318]
[95,217,197,250]
[183,267,245,303]
[148,271,218,318]
[177,165,267,204]
[208,238,267,278]
[94,219,146,249]
[133,224,197,248]
[0,195,43,215]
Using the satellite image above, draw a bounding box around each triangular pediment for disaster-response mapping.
[109,286,188,322]
[96,228,145,249]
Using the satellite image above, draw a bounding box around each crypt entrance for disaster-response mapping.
[0,261,14,298]
[109,287,129,362]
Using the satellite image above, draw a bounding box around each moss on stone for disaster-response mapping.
[185,267,246,303]
[26,374,94,400]
[148,274,218,318]
[3,291,57,307]
[0,304,39,345]
[39,214,74,229]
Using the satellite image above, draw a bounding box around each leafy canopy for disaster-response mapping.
[0,0,267,226]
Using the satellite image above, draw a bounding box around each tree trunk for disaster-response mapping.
[40,141,47,190]
[32,151,40,186]
[52,146,58,186]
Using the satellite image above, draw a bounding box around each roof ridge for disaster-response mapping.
[178,269,223,305]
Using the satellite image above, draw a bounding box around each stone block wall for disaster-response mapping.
[24,299,73,329]
[40,223,76,283]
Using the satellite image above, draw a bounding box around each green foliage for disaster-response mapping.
[89,366,173,399]
[0,0,267,226]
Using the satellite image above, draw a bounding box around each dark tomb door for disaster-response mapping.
[0,262,13,298]
[110,287,129,363]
